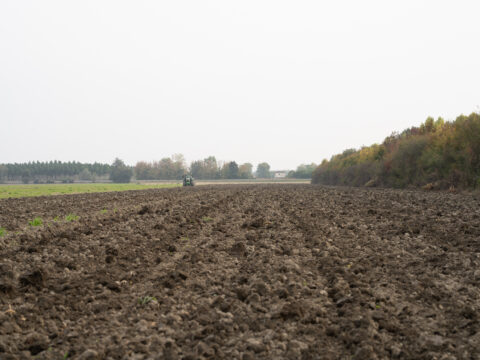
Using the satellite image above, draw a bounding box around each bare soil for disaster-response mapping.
[0,185,479,359]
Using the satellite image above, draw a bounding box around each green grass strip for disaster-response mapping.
[0,183,180,199]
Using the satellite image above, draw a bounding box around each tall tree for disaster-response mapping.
[110,158,132,183]
[190,160,204,179]
[134,161,153,180]
[256,162,271,178]
[227,161,239,179]
[172,154,187,178]
[203,156,218,179]
[238,163,253,179]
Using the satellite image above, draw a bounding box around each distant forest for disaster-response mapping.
[0,161,111,183]
[312,112,480,189]
[0,156,313,183]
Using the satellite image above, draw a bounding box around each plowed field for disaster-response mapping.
[0,185,479,359]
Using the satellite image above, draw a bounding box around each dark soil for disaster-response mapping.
[0,185,479,359]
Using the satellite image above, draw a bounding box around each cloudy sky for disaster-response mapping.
[1,1,479,170]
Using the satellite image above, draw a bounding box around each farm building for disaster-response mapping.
[273,171,289,178]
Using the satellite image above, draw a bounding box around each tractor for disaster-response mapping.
[182,174,195,186]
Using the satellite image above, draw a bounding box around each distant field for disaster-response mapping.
[138,179,310,185]
[0,183,180,199]
[0,180,310,199]
[195,179,310,185]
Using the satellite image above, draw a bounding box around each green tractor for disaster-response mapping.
[182,174,195,187]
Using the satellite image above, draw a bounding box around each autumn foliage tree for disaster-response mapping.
[238,163,253,179]
[134,155,187,180]
[190,156,219,179]
[312,112,480,189]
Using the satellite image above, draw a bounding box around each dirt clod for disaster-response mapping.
[19,269,46,290]
[77,349,99,360]
[138,205,151,215]
[22,332,49,355]
[229,241,247,256]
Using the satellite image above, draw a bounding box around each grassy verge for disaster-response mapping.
[0,183,180,199]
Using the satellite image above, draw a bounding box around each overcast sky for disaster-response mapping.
[1,1,479,170]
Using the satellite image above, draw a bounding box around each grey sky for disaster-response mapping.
[1,1,479,170]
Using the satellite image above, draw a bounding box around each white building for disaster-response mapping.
[273,171,289,179]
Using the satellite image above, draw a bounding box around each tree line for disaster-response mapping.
[0,156,310,183]
[0,161,111,183]
[134,156,272,180]
[312,112,480,189]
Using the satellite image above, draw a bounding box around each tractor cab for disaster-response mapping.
[182,174,195,186]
